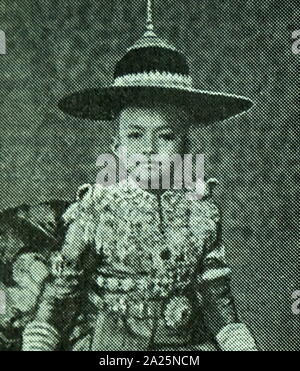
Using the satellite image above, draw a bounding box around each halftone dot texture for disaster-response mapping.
[0,0,299,351]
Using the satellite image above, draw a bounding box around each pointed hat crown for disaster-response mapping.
[113,0,192,89]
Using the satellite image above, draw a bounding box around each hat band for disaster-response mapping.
[113,71,193,89]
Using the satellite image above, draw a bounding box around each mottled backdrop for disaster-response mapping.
[0,0,299,350]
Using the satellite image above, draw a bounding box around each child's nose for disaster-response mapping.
[142,133,156,155]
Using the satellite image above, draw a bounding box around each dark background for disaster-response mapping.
[0,0,299,350]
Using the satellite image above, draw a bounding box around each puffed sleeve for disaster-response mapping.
[60,183,97,263]
[194,198,257,351]
[22,184,99,351]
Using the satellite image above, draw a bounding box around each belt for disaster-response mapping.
[89,292,161,319]
[89,291,194,329]
[94,274,191,298]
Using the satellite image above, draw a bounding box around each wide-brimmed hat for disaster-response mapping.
[58,2,253,125]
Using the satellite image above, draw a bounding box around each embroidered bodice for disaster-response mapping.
[62,179,222,302]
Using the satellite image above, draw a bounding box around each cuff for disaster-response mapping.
[22,321,60,351]
[216,323,257,351]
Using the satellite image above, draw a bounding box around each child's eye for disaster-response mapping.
[127,132,142,139]
[160,133,175,141]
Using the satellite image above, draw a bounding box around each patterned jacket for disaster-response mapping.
[22,179,257,351]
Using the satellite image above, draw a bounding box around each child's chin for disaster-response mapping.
[128,167,172,189]
[136,176,171,191]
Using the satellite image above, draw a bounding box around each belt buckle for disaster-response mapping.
[110,297,127,315]
[164,296,192,329]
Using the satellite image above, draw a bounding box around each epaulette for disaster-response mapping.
[204,178,219,199]
[186,177,219,201]
[76,183,93,201]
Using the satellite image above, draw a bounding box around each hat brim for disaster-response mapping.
[58,86,253,125]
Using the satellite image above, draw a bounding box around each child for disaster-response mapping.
[22,7,256,351]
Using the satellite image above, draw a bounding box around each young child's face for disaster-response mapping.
[116,105,189,187]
